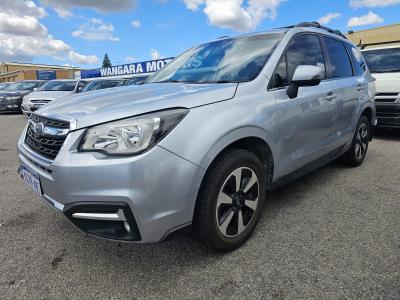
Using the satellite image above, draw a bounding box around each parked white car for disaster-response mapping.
[362,45,400,128]
[21,79,88,115]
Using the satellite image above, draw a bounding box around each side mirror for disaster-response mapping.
[286,65,323,99]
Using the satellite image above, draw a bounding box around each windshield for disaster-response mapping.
[4,81,42,91]
[146,33,284,84]
[362,48,400,73]
[81,79,127,92]
[39,81,77,91]
[0,83,11,90]
[127,76,149,85]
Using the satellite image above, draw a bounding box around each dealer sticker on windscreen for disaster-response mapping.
[20,164,42,196]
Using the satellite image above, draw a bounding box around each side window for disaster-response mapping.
[271,34,326,88]
[324,37,353,78]
[346,44,366,76]
[77,81,88,92]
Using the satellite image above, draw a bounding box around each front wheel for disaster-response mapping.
[194,149,266,251]
[341,115,370,166]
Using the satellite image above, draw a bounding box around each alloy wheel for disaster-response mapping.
[355,123,368,160]
[215,167,259,237]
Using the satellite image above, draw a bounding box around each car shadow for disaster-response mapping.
[29,152,368,298]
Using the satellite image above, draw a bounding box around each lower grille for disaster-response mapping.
[31,99,52,104]
[376,111,400,118]
[24,115,70,160]
[374,92,399,103]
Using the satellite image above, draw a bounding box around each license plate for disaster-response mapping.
[34,104,44,109]
[20,164,42,196]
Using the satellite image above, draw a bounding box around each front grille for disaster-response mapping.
[24,115,70,160]
[374,92,399,103]
[30,114,70,129]
[31,99,52,104]
[376,111,400,118]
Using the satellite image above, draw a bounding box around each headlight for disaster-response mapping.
[80,108,189,155]
[5,96,21,101]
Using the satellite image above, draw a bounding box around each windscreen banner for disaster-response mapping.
[80,58,174,79]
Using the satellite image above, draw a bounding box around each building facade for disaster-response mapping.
[0,62,81,82]
[346,23,400,49]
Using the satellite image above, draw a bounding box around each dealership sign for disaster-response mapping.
[80,58,174,79]
[36,70,56,80]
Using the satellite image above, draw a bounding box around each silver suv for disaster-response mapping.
[18,23,376,251]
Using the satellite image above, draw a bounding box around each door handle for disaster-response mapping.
[357,84,366,91]
[326,93,337,101]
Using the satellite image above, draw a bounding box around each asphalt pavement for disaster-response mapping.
[0,113,399,299]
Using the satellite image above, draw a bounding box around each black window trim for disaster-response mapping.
[267,32,329,91]
[321,35,356,80]
[268,32,362,91]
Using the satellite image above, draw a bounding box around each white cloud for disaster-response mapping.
[40,0,137,18]
[68,51,99,64]
[185,0,205,10]
[2,0,47,18]
[183,0,284,32]
[150,49,163,60]
[125,56,136,62]
[349,0,400,8]
[0,0,99,65]
[131,20,141,28]
[72,18,119,42]
[0,33,70,61]
[318,12,342,25]
[347,11,384,27]
[0,13,48,36]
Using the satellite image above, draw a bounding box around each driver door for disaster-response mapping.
[269,34,338,178]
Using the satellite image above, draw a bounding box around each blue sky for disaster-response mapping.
[1,0,399,69]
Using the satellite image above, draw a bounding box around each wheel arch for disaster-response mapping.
[360,106,374,140]
[198,127,275,186]
[192,128,276,221]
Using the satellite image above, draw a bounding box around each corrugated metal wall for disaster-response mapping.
[346,24,400,48]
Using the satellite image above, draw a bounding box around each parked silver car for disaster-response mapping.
[18,22,376,251]
[21,79,88,115]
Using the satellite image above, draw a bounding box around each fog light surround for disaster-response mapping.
[64,202,141,241]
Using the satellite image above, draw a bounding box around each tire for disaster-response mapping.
[194,148,266,251]
[341,115,370,167]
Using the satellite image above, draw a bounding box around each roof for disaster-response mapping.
[0,62,81,70]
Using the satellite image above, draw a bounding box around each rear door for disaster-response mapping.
[322,37,361,147]
[269,34,338,178]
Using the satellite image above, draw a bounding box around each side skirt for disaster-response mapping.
[270,144,350,191]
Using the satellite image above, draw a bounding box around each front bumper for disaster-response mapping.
[375,102,400,128]
[0,100,21,112]
[18,127,204,243]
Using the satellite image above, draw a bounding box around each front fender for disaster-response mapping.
[158,99,278,171]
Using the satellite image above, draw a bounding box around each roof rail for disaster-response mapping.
[294,21,347,39]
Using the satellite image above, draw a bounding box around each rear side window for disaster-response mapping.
[271,34,326,88]
[324,37,353,78]
[346,44,366,76]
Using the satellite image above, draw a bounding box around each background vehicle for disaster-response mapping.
[0,82,13,91]
[21,79,88,114]
[18,22,376,251]
[0,80,45,113]
[127,75,149,85]
[80,78,128,93]
[362,45,400,128]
